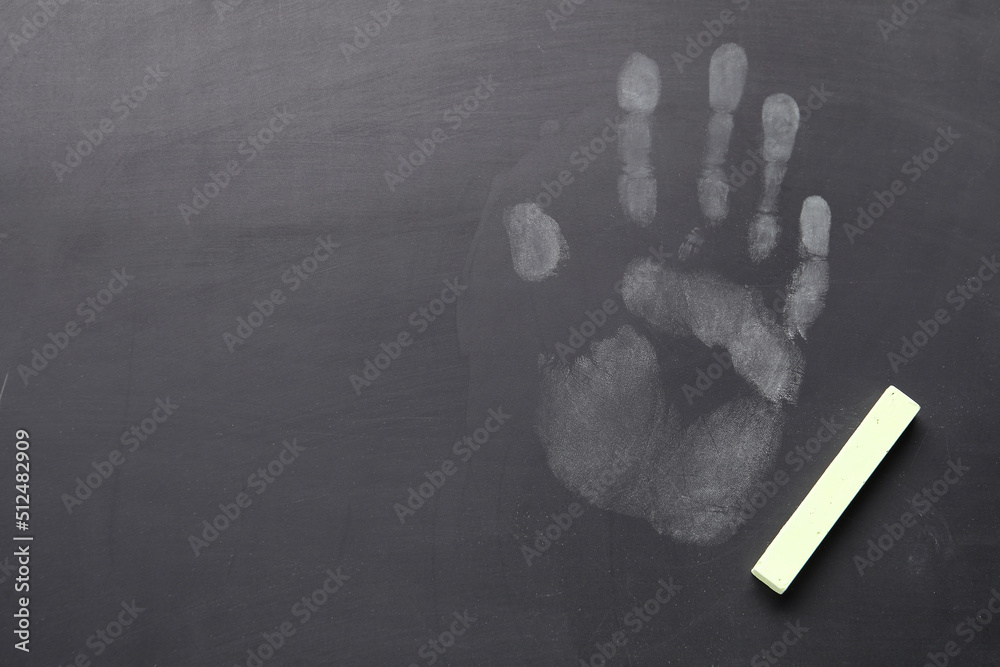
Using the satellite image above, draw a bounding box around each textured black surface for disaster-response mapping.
[1,1,999,665]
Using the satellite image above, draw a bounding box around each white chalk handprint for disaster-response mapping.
[503,44,831,545]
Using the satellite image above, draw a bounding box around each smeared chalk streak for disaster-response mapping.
[748,94,800,263]
[504,203,568,282]
[785,196,831,339]
[617,53,660,227]
[621,257,803,403]
[0,372,8,409]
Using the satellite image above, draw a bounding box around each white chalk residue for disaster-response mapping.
[748,94,800,262]
[504,203,568,282]
[519,47,834,546]
[536,323,787,545]
[650,395,783,543]
[798,194,832,257]
[617,52,659,227]
[538,325,663,520]
[698,44,748,225]
[621,257,803,403]
[785,196,831,338]
[617,52,661,114]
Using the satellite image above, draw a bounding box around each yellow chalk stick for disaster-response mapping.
[752,386,919,594]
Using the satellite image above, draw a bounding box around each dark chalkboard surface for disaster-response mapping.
[1,1,999,665]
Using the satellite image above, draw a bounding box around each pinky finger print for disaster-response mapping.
[784,196,831,340]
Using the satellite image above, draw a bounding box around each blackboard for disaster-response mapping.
[2,0,999,665]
